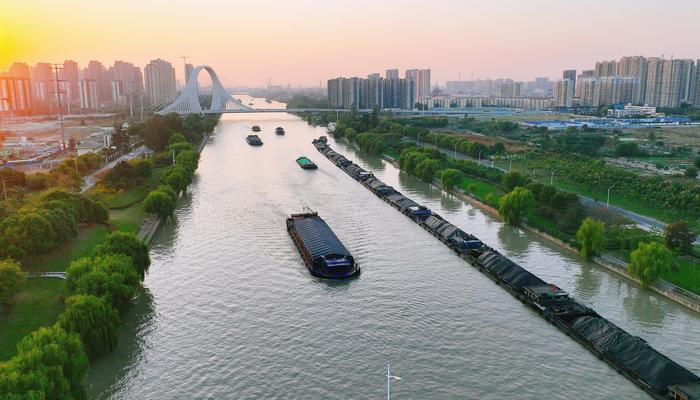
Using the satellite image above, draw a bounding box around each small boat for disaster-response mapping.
[246,135,263,146]
[275,127,285,135]
[296,156,317,170]
[265,99,272,103]
[286,212,360,279]
[252,125,261,132]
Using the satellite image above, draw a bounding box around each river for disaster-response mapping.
[86,97,700,399]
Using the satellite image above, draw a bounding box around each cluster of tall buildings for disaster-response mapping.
[0,58,181,115]
[444,77,551,97]
[554,56,700,109]
[327,68,430,109]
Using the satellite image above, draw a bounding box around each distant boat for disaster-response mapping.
[265,99,272,103]
[246,135,263,146]
[248,102,254,106]
[252,125,261,132]
[275,127,285,135]
[296,156,317,170]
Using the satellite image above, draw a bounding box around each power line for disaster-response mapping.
[50,63,67,151]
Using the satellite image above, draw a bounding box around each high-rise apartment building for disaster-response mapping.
[563,69,576,83]
[655,59,694,108]
[327,74,413,110]
[144,59,177,106]
[385,69,399,80]
[184,63,194,84]
[0,77,32,115]
[693,60,700,108]
[617,56,647,101]
[500,80,522,97]
[79,79,98,110]
[553,79,574,107]
[405,68,430,101]
[30,62,52,101]
[595,60,617,77]
[83,60,109,102]
[644,57,664,106]
[61,60,79,104]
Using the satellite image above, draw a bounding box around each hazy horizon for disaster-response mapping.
[2,0,699,86]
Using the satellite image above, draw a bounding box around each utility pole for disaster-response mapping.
[50,63,67,151]
[1,176,7,203]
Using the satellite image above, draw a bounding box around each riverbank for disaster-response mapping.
[379,152,700,314]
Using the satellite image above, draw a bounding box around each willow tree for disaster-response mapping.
[576,218,606,260]
[498,187,535,225]
[57,295,120,360]
[628,242,674,287]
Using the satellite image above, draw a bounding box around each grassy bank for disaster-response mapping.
[0,279,67,360]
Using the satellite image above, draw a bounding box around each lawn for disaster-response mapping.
[110,205,150,234]
[22,224,111,272]
[0,279,67,361]
[456,175,504,206]
[662,256,700,296]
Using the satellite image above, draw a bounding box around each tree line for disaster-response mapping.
[0,231,149,398]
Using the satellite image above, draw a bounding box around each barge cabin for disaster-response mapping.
[286,212,360,279]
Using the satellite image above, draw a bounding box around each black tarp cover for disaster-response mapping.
[571,316,700,391]
[292,216,352,260]
[476,251,546,290]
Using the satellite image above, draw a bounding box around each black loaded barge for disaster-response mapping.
[286,212,360,279]
[275,126,285,135]
[251,125,261,132]
[246,135,263,146]
[312,137,700,399]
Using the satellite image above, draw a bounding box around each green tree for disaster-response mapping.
[440,169,463,189]
[415,159,440,182]
[576,218,605,260]
[0,259,25,308]
[112,123,130,153]
[664,220,695,253]
[163,165,191,193]
[175,150,200,174]
[66,254,140,313]
[685,166,698,178]
[694,157,700,169]
[628,241,674,287]
[57,295,120,360]
[2,325,89,399]
[144,190,176,218]
[498,187,535,225]
[94,231,151,280]
[502,171,530,192]
[168,132,187,145]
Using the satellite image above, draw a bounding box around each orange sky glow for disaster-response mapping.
[1,0,699,86]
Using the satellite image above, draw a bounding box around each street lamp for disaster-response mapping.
[606,185,615,209]
[386,363,402,400]
[478,150,483,165]
[454,142,458,159]
[417,132,422,145]
[550,170,555,186]
[509,157,513,172]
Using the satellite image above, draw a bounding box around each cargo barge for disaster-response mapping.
[246,135,263,146]
[312,137,700,399]
[275,127,285,135]
[252,125,261,132]
[296,156,317,170]
[286,212,360,279]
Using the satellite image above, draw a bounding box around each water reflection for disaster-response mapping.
[497,224,531,254]
[439,191,462,213]
[573,264,603,300]
[623,287,666,328]
[86,288,156,399]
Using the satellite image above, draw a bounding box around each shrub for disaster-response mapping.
[0,259,25,308]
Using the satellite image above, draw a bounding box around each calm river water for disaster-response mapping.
[86,97,700,399]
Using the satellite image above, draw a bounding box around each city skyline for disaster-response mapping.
[2,0,699,86]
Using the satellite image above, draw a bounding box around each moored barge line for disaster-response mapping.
[311,137,700,399]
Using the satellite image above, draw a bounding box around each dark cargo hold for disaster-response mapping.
[571,316,700,393]
[477,251,547,290]
[286,213,360,279]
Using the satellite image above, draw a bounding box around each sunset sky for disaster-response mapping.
[1,0,699,86]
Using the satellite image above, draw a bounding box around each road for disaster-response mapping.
[80,145,146,193]
[402,138,697,239]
